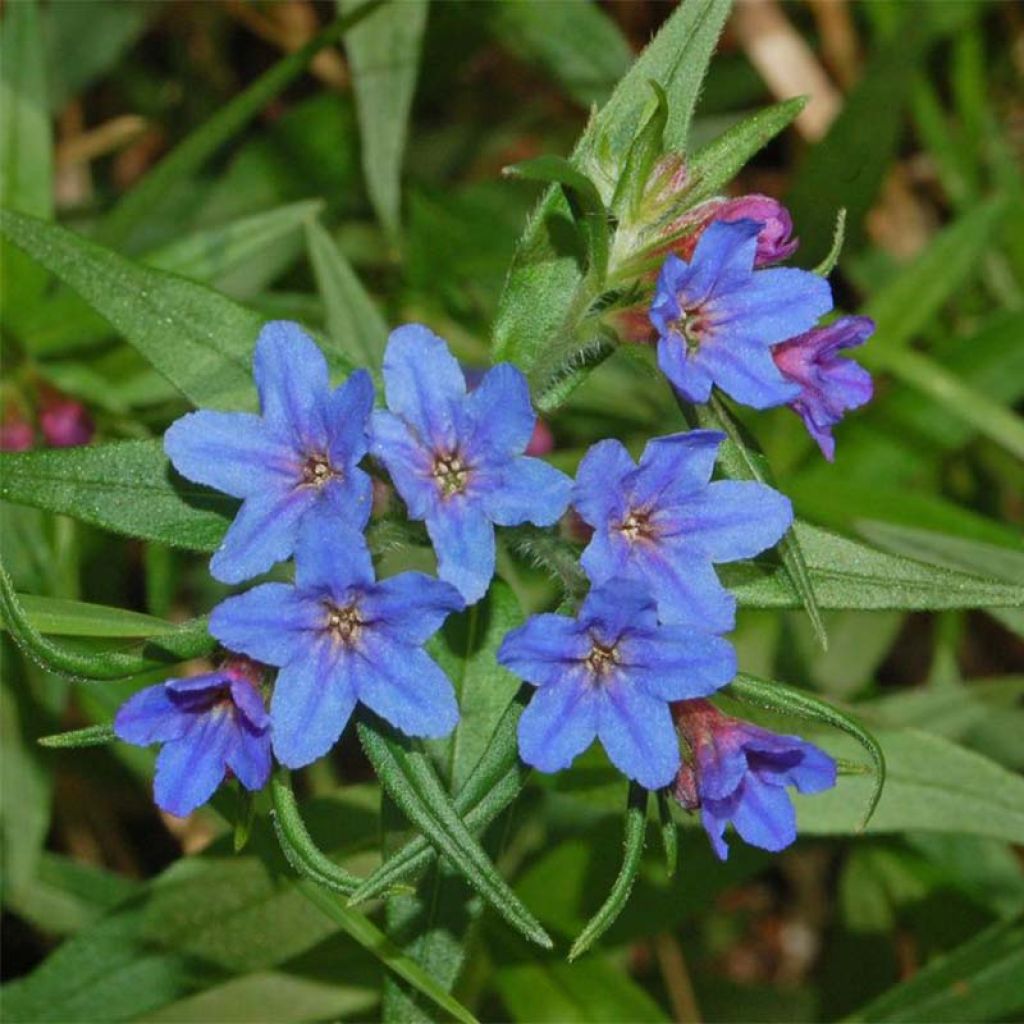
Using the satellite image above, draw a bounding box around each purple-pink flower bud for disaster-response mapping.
[39,396,94,448]
[672,195,798,267]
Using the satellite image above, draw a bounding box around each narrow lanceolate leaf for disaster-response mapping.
[298,882,480,1024]
[357,718,551,949]
[305,218,388,369]
[99,3,384,249]
[350,702,528,905]
[726,522,1024,612]
[339,0,427,238]
[728,672,885,829]
[270,770,361,897]
[0,562,214,682]
[0,440,234,551]
[683,97,807,208]
[612,81,669,220]
[814,208,847,276]
[656,790,678,878]
[569,784,649,961]
[493,0,731,372]
[842,914,1024,1023]
[0,0,53,309]
[3,594,182,639]
[692,394,828,650]
[39,724,116,750]
[0,209,263,410]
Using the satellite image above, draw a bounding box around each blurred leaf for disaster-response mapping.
[0,441,234,552]
[3,594,183,638]
[843,914,1024,1023]
[340,0,427,237]
[726,523,1024,613]
[494,0,731,372]
[0,0,52,310]
[99,4,383,250]
[39,724,116,749]
[305,217,389,369]
[485,0,633,108]
[796,728,1024,844]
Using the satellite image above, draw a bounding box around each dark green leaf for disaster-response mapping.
[4,594,183,638]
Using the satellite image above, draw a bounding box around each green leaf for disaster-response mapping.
[269,769,362,897]
[795,728,1024,845]
[357,717,552,949]
[842,914,1024,1023]
[814,207,847,276]
[568,783,648,961]
[3,594,183,638]
[728,673,885,829]
[0,0,52,309]
[305,217,389,369]
[38,724,116,749]
[684,97,807,208]
[484,0,632,108]
[656,790,678,878]
[691,394,828,649]
[339,0,427,237]
[98,3,383,249]
[0,440,234,551]
[726,523,1024,613]
[0,561,214,681]
[493,0,731,372]
[611,81,669,220]
[504,155,610,285]
[0,209,264,410]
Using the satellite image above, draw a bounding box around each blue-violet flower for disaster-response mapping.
[672,699,836,860]
[649,220,833,409]
[772,316,875,460]
[114,659,271,817]
[209,518,463,768]
[371,324,572,604]
[498,580,736,790]
[573,430,792,633]
[165,321,374,584]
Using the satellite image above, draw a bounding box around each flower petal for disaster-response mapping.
[228,677,270,730]
[425,499,495,605]
[712,267,833,344]
[270,642,357,769]
[702,335,801,410]
[683,219,760,303]
[210,583,321,667]
[672,480,792,562]
[579,526,630,585]
[226,719,272,792]
[252,321,332,448]
[481,456,572,527]
[370,410,437,520]
[633,430,724,506]
[153,715,233,817]
[597,682,680,790]
[498,613,590,688]
[728,773,798,853]
[353,639,459,739]
[164,409,292,499]
[114,683,192,745]
[572,439,634,526]
[325,369,374,467]
[620,628,735,702]
[293,517,374,596]
[629,543,736,632]
[209,486,310,584]
[580,579,659,642]
[359,572,464,645]
[517,671,599,774]
[382,324,466,449]
[466,363,535,455]
[657,334,715,404]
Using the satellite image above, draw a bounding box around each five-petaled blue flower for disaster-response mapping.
[772,315,875,461]
[498,580,736,790]
[573,430,792,634]
[649,220,833,409]
[209,518,463,768]
[165,321,374,584]
[114,660,271,817]
[672,699,836,860]
[370,325,572,604]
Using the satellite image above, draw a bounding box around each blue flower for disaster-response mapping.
[209,518,463,769]
[772,316,875,461]
[114,661,271,817]
[370,324,572,604]
[649,221,833,409]
[165,321,374,584]
[573,430,792,634]
[672,700,836,860]
[498,580,736,790]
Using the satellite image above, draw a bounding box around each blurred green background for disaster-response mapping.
[1,1,1022,1021]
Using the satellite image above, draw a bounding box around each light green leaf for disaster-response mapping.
[39,724,116,749]
[3,594,182,638]
[340,0,427,237]
[843,914,1024,1023]
[485,0,632,108]
[305,217,389,369]
[0,440,234,552]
